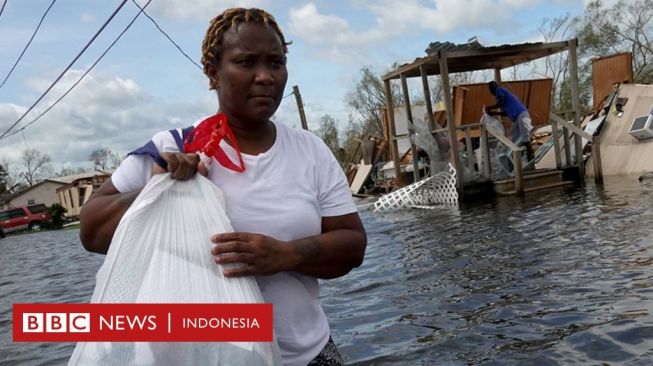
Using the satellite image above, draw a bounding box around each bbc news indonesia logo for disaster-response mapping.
[13,303,273,342]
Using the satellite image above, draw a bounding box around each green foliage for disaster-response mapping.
[45,203,67,230]
[578,0,653,83]
[316,114,341,161]
[0,164,7,193]
[339,120,363,165]
[346,66,403,138]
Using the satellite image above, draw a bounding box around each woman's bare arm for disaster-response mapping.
[79,179,139,254]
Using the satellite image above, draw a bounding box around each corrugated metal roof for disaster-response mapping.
[383,40,569,80]
[50,170,114,184]
[425,40,484,55]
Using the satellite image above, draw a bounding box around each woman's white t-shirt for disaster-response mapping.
[111,120,357,366]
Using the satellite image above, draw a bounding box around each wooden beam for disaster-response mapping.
[513,149,525,196]
[551,120,563,169]
[551,112,575,166]
[292,85,309,130]
[439,51,464,196]
[568,38,585,181]
[494,68,502,83]
[485,125,522,151]
[400,73,420,182]
[420,65,436,131]
[493,68,503,139]
[479,124,491,180]
[382,56,434,81]
[464,127,474,172]
[384,79,401,183]
[550,112,594,141]
[592,140,604,184]
[382,40,571,81]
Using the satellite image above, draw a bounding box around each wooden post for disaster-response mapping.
[513,148,524,196]
[438,51,464,196]
[384,79,401,183]
[593,141,604,184]
[400,73,420,182]
[568,39,585,182]
[421,65,438,177]
[464,127,474,171]
[563,127,572,166]
[420,65,436,131]
[494,68,504,139]
[479,124,491,180]
[292,85,309,130]
[551,120,562,169]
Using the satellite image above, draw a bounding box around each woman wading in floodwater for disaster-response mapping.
[79,7,367,366]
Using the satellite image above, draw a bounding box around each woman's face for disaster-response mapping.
[208,23,288,125]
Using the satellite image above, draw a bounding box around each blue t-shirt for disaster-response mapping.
[495,87,527,121]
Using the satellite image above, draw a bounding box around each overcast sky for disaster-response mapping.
[0,0,598,171]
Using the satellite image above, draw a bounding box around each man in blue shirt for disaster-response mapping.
[485,81,534,161]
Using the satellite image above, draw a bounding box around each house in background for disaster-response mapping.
[55,171,112,218]
[0,180,66,210]
[0,171,113,217]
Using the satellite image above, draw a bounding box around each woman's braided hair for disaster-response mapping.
[201,8,289,90]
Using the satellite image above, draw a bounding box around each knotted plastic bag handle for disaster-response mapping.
[183,114,245,173]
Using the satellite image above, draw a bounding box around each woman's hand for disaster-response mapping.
[151,152,209,180]
[212,213,366,279]
[211,232,299,277]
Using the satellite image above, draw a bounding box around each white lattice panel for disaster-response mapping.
[374,164,458,212]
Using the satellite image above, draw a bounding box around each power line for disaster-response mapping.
[0,1,7,18]
[1,0,153,141]
[130,0,202,70]
[0,0,128,139]
[0,0,57,88]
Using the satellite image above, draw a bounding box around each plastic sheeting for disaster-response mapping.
[408,117,450,174]
[69,174,281,366]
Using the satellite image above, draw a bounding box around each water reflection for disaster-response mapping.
[1,177,653,364]
[323,176,653,365]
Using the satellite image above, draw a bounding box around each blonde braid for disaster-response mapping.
[201,8,289,90]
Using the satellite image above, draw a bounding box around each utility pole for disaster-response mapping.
[292,85,309,130]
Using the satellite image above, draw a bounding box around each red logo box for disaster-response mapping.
[13,303,273,342]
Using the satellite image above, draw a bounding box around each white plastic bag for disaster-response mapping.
[69,174,281,366]
[480,112,513,178]
[480,112,505,135]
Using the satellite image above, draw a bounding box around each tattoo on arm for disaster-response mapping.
[294,237,321,264]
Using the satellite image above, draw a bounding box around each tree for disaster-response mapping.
[89,148,121,171]
[21,149,52,186]
[535,13,579,111]
[346,66,403,138]
[109,151,123,169]
[315,114,340,159]
[339,118,364,165]
[1,159,24,191]
[428,70,487,106]
[54,166,87,178]
[0,163,7,193]
[45,203,67,229]
[579,0,653,83]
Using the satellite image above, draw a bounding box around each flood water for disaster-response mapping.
[2,176,653,365]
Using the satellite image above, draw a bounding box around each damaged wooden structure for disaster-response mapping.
[55,171,111,218]
[382,38,603,198]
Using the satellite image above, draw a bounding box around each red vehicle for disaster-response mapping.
[0,204,51,233]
